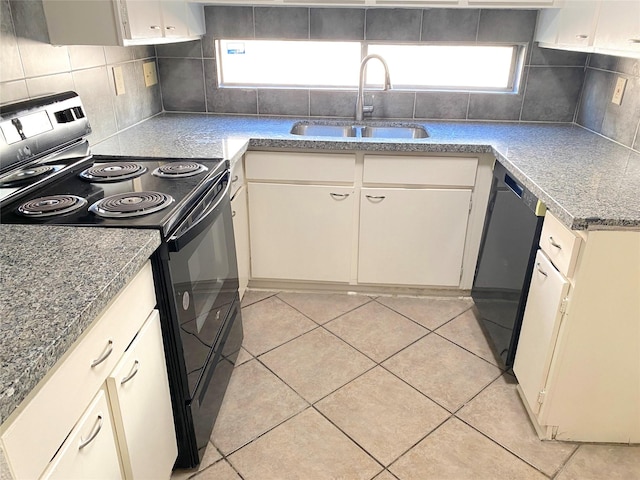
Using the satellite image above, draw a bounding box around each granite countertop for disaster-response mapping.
[94,114,640,230]
[0,226,160,422]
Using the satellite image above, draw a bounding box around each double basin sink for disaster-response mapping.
[290,121,429,139]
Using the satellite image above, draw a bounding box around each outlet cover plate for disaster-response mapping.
[112,66,125,96]
[143,61,158,87]
[611,76,627,105]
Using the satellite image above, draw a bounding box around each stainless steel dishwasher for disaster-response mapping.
[472,160,546,368]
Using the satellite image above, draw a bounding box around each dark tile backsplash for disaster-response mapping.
[0,0,161,143]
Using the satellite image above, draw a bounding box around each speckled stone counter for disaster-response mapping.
[0,226,160,422]
[94,114,640,230]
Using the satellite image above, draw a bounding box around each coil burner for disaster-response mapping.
[79,162,147,182]
[0,166,57,188]
[89,191,174,218]
[152,162,208,178]
[17,194,87,217]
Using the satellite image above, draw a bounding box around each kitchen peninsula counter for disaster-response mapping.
[94,114,640,231]
[0,226,160,422]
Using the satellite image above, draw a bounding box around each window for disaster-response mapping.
[216,40,524,93]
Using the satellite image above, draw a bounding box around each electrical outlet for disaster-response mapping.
[143,61,158,87]
[611,76,627,105]
[112,66,125,96]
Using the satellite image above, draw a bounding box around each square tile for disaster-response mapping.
[192,460,241,480]
[366,91,416,119]
[421,9,479,42]
[210,359,307,454]
[257,88,309,116]
[436,308,502,367]
[556,444,640,480]
[171,442,223,480]
[255,7,308,40]
[310,90,357,118]
[316,367,449,466]
[602,75,640,148]
[240,296,317,356]
[261,328,374,403]
[241,289,277,308]
[468,89,525,122]
[477,9,537,44]
[235,347,253,366]
[389,418,547,480]
[414,92,469,120]
[157,57,206,112]
[576,68,615,132]
[457,374,577,477]
[375,296,473,330]
[277,292,373,324]
[521,67,584,122]
[325,302,427,362]
[310,8,365,40]
[374,471,399,480]
[26,73,74,99]
[383,334,501,411]
[228,408,382,480]
[365,8,422,41]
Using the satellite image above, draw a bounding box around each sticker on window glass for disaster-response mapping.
[227,42,245,54]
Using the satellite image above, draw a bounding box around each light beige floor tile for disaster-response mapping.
[374,471,399,480]
[170,442,223,480]
[436,309,504,367]
[457,374,577,476]
[277,291,373,324]
[241,289,277,308]
[234,347,253,366]
[376,296,473,330]
[192,460,241,480]
[325,302,428,362]
[389,418,547,480]
[316,367,450,466]
[261,328,375,403]
[241,296,317,356]
[556,444,640,480]
[228,408,383,480]
[383,334,501,412]
[211,359,307,454]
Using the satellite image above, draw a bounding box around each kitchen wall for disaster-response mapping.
[576,53,640,151]
[0,0,161,144]
[156,6,588,123]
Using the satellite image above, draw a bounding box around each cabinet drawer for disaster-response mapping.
[245,151,356,183]
[230,156,245,197]
[363,155,477,187]
[1,262,155,480]
[540,211,581,277]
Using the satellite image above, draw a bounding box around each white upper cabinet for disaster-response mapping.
[43,0,205,46]
[200,0,560,6]
[536,0,640,58]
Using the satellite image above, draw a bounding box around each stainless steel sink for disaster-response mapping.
[290,121,428,139]
[361,125,429,139]
[290,123,356,137]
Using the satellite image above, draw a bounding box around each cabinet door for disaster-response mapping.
[513,250,570,416]
[557,0,600,47]
[125,0,164,39]
[248,183,355,282]
[231,185,250,299]
[594,1,640,56]
[161,0,189,37]
[41,389,123,480]
[106,311,177,480]
[358,188,471,286]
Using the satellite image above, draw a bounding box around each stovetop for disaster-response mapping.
[1,156,227,238]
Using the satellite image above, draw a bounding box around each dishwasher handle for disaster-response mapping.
[504,173,524,198]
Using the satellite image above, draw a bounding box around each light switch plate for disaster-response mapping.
[611,76,627,105]
[112,66,125,96]
[143,61,158,87]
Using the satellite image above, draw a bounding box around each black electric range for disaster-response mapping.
[0,92,242,469]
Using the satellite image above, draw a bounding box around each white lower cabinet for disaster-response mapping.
[248,182,355,282]
[358,188,472,286]
[231,185,250,299]
[41,389,122,480]
[106,310,177,480]
[513,250,570,416]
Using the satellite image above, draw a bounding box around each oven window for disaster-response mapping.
[169,198,239,396]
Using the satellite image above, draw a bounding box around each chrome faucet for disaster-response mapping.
[355,54,392,122]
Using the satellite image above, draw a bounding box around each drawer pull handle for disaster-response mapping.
[330,192,350,199]
[91,340,113,368]
[232,210,236,217]
[166,26,176,30]
[79,415,103,450]
[630,39,640,44]
[232,175,239,182]
[149,25,161,30]
[536,263,548,277]
[365,195,386,201]
[575,34,588,39]
[548,236,562,249]
[121,360,140,385]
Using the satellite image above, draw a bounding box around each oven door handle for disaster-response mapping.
[168,174,231,252]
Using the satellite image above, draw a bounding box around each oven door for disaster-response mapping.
[166,170,239,399]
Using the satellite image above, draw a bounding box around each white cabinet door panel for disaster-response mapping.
[125,0,164,39]
[106,311,177,480]
[249,183,354,282]
[231,185,250,299]
[514,250,570,416]
[160,0,189,37]
[358,188,471,286]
